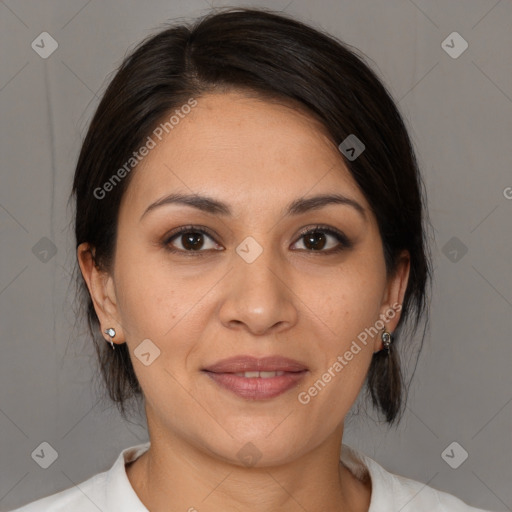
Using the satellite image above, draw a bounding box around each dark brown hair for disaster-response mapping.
[72,7,431,425]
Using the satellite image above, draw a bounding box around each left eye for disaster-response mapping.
[292,227,351,253]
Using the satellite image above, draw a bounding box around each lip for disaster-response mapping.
[203,355,309,400]
[203,355,308,373]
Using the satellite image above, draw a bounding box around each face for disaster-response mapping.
[80,91,408,466]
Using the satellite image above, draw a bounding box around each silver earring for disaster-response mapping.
[104,328,116,350]
[381,330,392,351]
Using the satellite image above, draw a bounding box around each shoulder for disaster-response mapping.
[7,471,108,512]
[340,444,496,512]
[7,442,151,512]
[386,470,494,512]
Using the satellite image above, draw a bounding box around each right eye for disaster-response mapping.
[163,225,224,254]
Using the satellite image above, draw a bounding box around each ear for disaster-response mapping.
[376,250,410,349]
[77,242,125,345]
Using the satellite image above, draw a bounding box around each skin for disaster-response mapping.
[78,91,410,512]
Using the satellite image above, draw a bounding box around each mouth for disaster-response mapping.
[232,370,287,378]
[202,355,309,400]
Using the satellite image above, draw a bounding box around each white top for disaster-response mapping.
[9,442,494,512]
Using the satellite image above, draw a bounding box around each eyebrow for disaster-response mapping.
[140,192,366,221]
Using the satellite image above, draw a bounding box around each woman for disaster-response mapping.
[11,7,496,512]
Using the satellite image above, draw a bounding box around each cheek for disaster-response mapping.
[112,237,176,338]
[298,266,385,413]
[313,260,386,346]
[113,240,215,349]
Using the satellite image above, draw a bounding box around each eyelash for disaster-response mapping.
[162,224,352,257]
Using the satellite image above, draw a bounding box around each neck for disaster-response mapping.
[126,427,371,512]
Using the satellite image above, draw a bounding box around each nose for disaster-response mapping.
[218,244,299,336]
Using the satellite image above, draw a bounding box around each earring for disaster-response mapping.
[381,330,392,351]
[104,328,116,350]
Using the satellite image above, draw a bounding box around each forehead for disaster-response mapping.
[121,92,368,215]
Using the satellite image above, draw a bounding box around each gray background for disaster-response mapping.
[0,0,511,510]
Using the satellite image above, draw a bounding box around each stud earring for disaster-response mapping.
[381,330,392,351]
[104,328,116,350]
